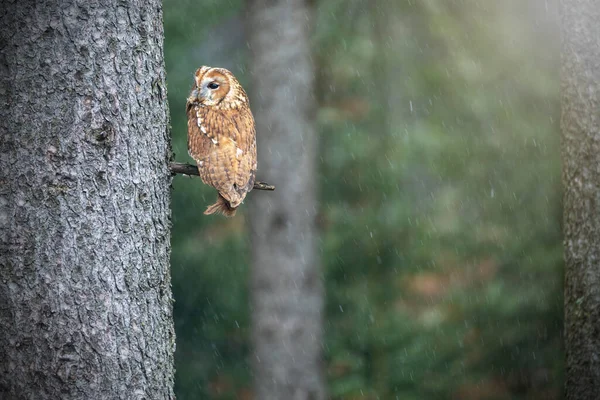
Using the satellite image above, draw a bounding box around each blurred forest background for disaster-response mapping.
[163,0,563,399]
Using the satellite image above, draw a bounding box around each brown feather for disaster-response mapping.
[204,194,237,217]
[186,66,257,216]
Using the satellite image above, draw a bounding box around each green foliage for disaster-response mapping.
[164,0,563,398]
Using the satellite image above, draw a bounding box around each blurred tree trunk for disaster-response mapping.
[247,1,325,399]
[370,1,416,140]
[561,1,600,399]
[0,1,175,398]
[371,0,394,140]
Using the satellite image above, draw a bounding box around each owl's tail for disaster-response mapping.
[204,194,237,217]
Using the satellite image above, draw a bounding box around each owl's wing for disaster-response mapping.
[228,110,257,193]
[187,105,257,206]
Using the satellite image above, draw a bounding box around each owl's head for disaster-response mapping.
[188,66,248,110]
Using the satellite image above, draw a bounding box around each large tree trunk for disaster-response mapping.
[561,1,600,399]
[247,1,325,399]
[0,1,175,398]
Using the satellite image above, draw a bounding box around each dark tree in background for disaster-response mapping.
[561,0,600,398]
[247,0,325,399]
[0,1,175,398]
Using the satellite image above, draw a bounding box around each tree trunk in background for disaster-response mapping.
[0,1,174,398]
[561,1,600,399]
[370,0,394,140]
[247,1,325,399]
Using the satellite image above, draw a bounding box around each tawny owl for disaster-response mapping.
[186,66,257,217]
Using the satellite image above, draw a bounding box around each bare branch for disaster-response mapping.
[169,162,201,176]
[169,162,275,191]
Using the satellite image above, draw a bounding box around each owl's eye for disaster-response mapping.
[207,82,219,90]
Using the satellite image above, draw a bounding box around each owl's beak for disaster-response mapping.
[187,88,199,104]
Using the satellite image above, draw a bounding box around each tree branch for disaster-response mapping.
[169,162,275,191]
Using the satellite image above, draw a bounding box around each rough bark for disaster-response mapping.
[247,1,325,399]
[0,1,175,399]
[561,1,600,399]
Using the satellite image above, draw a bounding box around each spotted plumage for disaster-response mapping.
[186,66,257,216]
